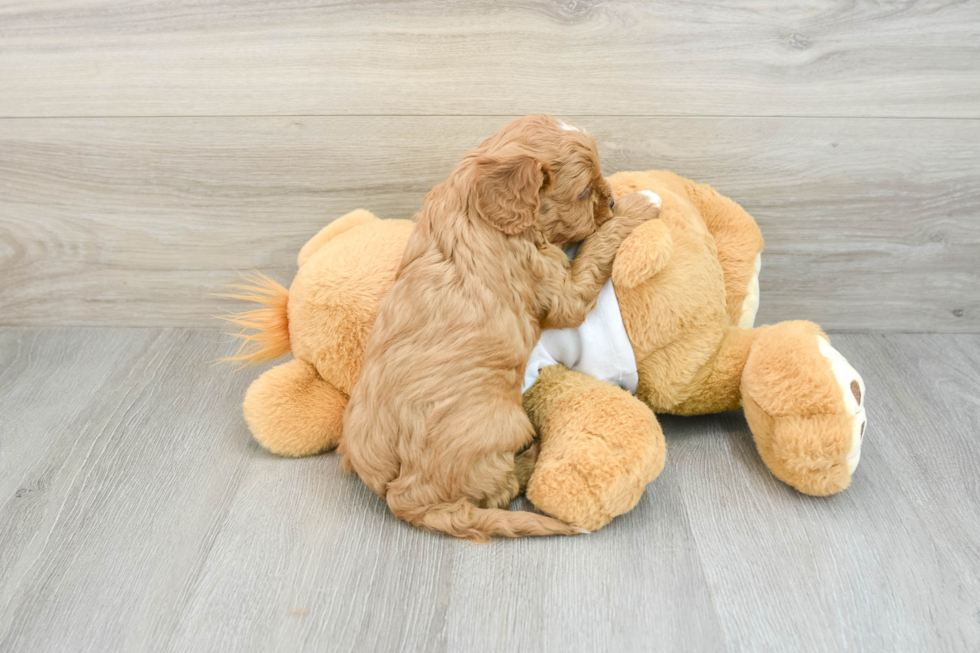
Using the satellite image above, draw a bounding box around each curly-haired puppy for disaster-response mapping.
[340,115,660,541]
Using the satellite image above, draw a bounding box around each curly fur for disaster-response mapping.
[340,115,658,541]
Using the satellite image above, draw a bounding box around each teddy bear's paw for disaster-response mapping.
[738,254,762,328]
[526,426,665,532]
[817,337,867,474]
[525,450,612,532]
[243,359,348,457]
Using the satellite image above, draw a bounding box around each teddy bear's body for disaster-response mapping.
[233,172,866,533]
[521,171,866,530]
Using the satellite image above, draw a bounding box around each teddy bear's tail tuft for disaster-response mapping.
[220,272,291,366]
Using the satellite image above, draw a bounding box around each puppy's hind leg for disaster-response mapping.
[473,452,523,510]
[514,442,540,493]
[338,398,402,499]
[469,403,536,509]
[384,406,578,541]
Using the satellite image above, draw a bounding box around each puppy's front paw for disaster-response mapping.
[611,191,661,231]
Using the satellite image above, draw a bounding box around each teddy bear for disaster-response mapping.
[520,170,867,530]
[227,170,867,532]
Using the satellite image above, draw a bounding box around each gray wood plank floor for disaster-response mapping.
[2,327,978,652]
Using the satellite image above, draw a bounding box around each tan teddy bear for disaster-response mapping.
[227,171,867,532]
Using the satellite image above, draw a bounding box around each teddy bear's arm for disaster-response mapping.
[685,182,764,327]
[611,219,673,289]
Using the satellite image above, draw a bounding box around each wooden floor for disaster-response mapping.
[1,328,978,652]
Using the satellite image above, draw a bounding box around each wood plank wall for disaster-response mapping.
[1,1,978,330]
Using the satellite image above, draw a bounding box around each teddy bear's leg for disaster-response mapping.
[243,358,348,457]
[664,327,759,416]
[740,321,867,496]
[522,365,666,532]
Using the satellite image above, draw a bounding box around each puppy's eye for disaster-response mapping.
[577,184,592,201]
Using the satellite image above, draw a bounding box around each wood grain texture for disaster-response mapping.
[1,328,979,652]
[0,328,254,652]
[1,0,978,118]
[668,332,980,652]
[2,116,977,330]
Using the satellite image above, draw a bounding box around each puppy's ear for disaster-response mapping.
[472,150,547,235]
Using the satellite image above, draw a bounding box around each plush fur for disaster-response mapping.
[234,214,415,457]
[227,168,867,535]
[340,115,658,541]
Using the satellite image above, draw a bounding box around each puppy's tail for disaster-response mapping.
[391,496,584,542]
[220,272,291,365]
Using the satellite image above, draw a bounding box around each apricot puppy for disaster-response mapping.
[340,115,659,541]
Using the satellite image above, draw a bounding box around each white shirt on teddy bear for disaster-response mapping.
[522,244,638,395]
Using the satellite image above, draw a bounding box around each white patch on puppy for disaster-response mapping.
[638,190,662,207]
[817,336,867,474]
[558,120,580,132]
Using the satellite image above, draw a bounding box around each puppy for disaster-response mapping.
[340,115,660,541]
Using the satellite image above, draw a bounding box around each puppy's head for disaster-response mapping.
[469,115,612,245]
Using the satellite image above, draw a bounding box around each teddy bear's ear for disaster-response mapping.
[612,219,673,290]
[297,209,378,267]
